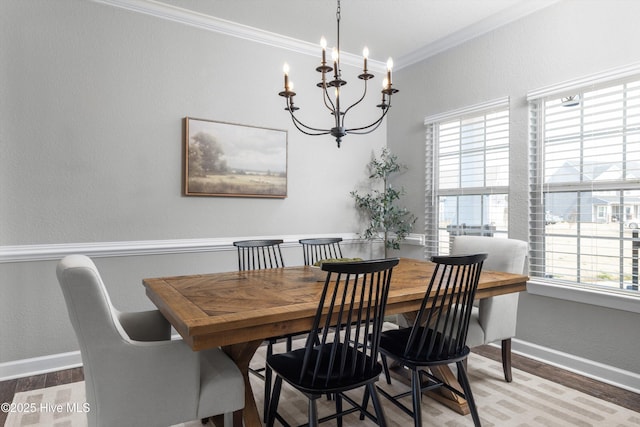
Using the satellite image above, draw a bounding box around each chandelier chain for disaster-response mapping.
[336,0,341,79]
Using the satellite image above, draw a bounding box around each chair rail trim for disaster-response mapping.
[0,233,425,263]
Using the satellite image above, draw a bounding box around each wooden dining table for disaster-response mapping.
[143,257,528,427]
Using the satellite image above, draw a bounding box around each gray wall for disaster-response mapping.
[2,0,639,389]
[0,0,386,246]
[389,0,640,377]
[0,0,385,364]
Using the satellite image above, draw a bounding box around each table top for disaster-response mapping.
[143,257,528,351]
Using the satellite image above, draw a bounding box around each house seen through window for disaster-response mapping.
[529,77,640,292]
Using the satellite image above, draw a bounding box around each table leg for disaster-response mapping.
[425,365,470,415]
[222,340,264,427]
[396,313,469,415]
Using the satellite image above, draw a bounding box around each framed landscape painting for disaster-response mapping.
[184,117,288,198]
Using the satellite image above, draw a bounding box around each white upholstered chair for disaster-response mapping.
[450,236,528,382]
[56,255,244,427]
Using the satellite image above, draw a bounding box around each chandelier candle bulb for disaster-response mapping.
[283,63,290,91]
[363,47,369,72]
[386,58,393,86]
[321,37,327,64]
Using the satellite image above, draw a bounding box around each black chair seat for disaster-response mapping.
[379,327,469,365]
[268,343,383,394]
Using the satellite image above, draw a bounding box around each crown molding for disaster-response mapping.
[395,0,561,70]
[89,0,387,72]
[91,0,559,72]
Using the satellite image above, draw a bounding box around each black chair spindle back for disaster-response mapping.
[376,253,487,427]
[299,237,344,266]
[405,253,487,361]
[232,238,285,421]
[233,239,284,271]
[267,258,399,427]
[302,258,397,386]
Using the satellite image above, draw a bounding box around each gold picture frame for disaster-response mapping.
[183,117,288,198]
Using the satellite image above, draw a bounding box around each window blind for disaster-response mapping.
[528,72,640,291]
[425,97,510,258]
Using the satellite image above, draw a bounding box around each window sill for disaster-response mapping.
[526,280,640,314]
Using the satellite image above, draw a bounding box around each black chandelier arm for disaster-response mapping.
[285,97,329,133]
[345,116,385,135]
[286,105,332,136]
[290,115,331,136]
[341,79,370,124]
[291,122,331,137]
[321,84,338,116]
[345,99,392,134]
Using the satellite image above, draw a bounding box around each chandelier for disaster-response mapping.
[278,0,398,148]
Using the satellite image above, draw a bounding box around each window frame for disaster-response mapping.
[527,62,640,312]
[424,97,510,258]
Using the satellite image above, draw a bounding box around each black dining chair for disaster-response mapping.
[299,237,344,265]
[232,239,285,421]
[233,239,285,270]
[300,237,386,388]
[266,258,399,427]
[374,253,487,427]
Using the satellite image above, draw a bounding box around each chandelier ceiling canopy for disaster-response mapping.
[278,0,398,148]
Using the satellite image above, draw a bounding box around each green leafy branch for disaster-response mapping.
[351,148,417,256]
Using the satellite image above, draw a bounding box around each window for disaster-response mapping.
[425,98,510,257]
[529,72,640,293]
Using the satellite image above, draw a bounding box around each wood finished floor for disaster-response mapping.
[473,345,640,413]
[0,366,84,426]
[1,346,638,426]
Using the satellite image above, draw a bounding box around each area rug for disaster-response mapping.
[6,350,639,427]
[249,344,640,427]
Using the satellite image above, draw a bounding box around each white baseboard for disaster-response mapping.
[511,338,640,394]
[0,351,82,381]
[3,340,639,396]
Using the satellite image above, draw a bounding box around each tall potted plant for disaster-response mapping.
[351,148,417,257]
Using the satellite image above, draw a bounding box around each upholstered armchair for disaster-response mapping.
[450,236,528,382]
[56,255,244,427]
